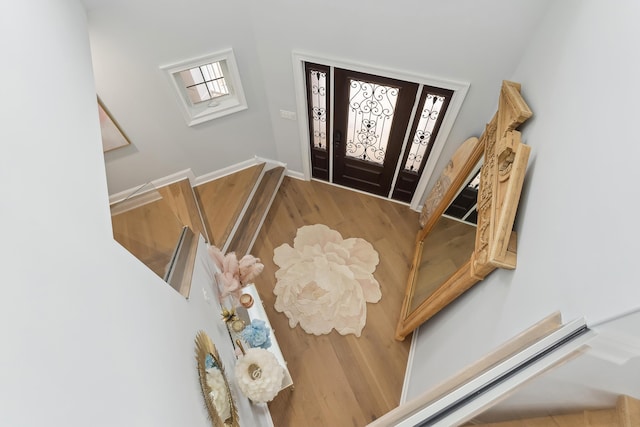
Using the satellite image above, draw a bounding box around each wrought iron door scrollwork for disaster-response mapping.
[346,79,399,164]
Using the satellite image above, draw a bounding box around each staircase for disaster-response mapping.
[223,166,285,256]
[471,395,640,427]
[110,160,286,296]
[193,162,286,256]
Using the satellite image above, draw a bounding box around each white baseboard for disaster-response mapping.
[285,169,305,180]
[110,190,162,215]
[108,158,293,206]
[254,156,286,171]
[153,168,197,188]
[109,169,196,205]
[400,325,420,404]
[193,158,264,186]
[109,182,154,206]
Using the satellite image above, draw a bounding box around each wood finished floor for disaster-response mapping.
[193,164,265,247]
[111,174,421,426]
[111,196,185,279]
[250,177,420,427]
[226,166,285,257]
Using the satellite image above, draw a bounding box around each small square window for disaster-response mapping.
[161,48,247,126]
[179,62,230,104]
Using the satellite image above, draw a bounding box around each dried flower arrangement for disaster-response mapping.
[208,246,264,304]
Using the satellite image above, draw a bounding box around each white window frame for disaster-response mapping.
[161,48,247,126]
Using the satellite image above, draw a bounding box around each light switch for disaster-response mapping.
[279,110,297,120]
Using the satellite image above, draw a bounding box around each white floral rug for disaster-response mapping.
[272,224,380,337]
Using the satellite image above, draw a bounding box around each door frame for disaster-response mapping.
[292,50,470,210]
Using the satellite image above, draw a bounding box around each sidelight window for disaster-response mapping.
[404,93,447,172]
[308,69,328,150]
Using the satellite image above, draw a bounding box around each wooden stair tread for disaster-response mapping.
[110,162,283,300]
[585,408,620,426]
[157,178,207,242]
[471,395,640,427]
[226,166,285,257]
[111,195,186,279]
[618,395,640,427]
[193,164,265,246]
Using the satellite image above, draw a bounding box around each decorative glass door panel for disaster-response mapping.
[304,62,453,202]
[392,86,453,202]
[345,80,399,165]
[305,63,331,180]
[333,68,418,197]
[310,70,328,149]
[404,93,446,171]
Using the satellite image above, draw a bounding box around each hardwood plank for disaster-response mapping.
[469,395,640,427]
[111,196,185,279]
[585,408,619,426]
[411,216,476,312]
[119,173,421,425]
[193,164,265,247]
[619,395,640,427]
[251,177,421,427]
[471,409,623,427]
[226,166,285,257]
[157,178,208,242]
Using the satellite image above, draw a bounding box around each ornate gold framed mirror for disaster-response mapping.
[395,81,532,341]
[195,331,239,427]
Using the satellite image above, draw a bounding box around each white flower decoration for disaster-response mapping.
[234,348,284,403]
[273,224,380,337]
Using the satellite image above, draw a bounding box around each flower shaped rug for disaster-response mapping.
[273,224,380,337]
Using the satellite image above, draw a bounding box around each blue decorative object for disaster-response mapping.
[241,319,272,349]
[205,353,217,370]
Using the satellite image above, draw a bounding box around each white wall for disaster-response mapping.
[0,2,268,425]
[246,0,552,186]
[87,0,552,195]
[86,0,278,194]
[406,0,640,408]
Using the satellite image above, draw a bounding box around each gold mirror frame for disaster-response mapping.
[395,81,532,341]
[195,331,239,427]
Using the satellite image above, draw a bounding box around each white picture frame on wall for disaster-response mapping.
[98,97,131,152]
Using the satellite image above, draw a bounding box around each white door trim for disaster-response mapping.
[291,50,470,210]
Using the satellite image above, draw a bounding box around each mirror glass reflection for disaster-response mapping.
[195,331,239,427]
[204,352,233,424]
[409,165,481,314]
